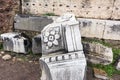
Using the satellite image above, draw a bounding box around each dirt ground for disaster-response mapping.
[0,58,40,80]
[0,57,120,80]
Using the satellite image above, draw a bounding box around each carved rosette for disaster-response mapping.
[43,27,60,49]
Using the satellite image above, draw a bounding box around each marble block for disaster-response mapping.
[40,51,87,80]
[0,32,30,53]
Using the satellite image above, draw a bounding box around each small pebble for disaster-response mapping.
[2,54,12,61]
[1,51,5,54]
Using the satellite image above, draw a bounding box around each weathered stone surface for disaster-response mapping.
[78,18,105,38]
[32,34,42,54]
[2,54,12,61]
[112,0,120,19]
[13,15,120,41]
[83,42,113,65]
[22,0,114,19]
[0,32,31,53]
[93,68,108,80]
[41,24,64,54]
[40,13,83,54]
[14,14,53,32]
[40,51,87,80]
[39,13,86,80]
[103,21,120,40]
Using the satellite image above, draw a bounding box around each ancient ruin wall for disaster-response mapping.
[22,0,120,20]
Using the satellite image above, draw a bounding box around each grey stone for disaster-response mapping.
[0,32,31,54]
[40,51,87,80]
[41,24,65,54]
[32,34,42,54]
[39,13,87,80]
[2,54,12,61]
[83,42,113,65]
[14,14,53,32]
[40,13,83,54]
[103,20,120,40]
[78,18,105,39]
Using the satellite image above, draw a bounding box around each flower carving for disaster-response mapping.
[43,27,60,49]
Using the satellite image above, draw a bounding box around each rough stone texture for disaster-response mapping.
[0,32,31,54]
[22,0,114,19]
[0,0,19,34]
[32,34,42,54]
[2,54,12,61]
[78,18,105,39]
[103,21,120,40]
[93,68,108,80]
[14,14,53,32]
[83,42,113,65]
[112,0,120,19]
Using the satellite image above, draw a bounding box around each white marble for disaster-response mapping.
[0,32,30,53]
[40,51,87,80]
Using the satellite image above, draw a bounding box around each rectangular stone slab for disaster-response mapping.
[14,14,53,32]
[78,18,105,39]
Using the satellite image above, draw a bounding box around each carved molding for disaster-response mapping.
[41,51,85,63]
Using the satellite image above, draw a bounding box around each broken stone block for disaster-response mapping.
[83,42,113,65]
[39,13,87,80]
[41,13,83,54]
[14,14,53,32]
[93,68,109,80]
[0,32,31,54]
[103,20,120,40]
[40,51,87,80]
